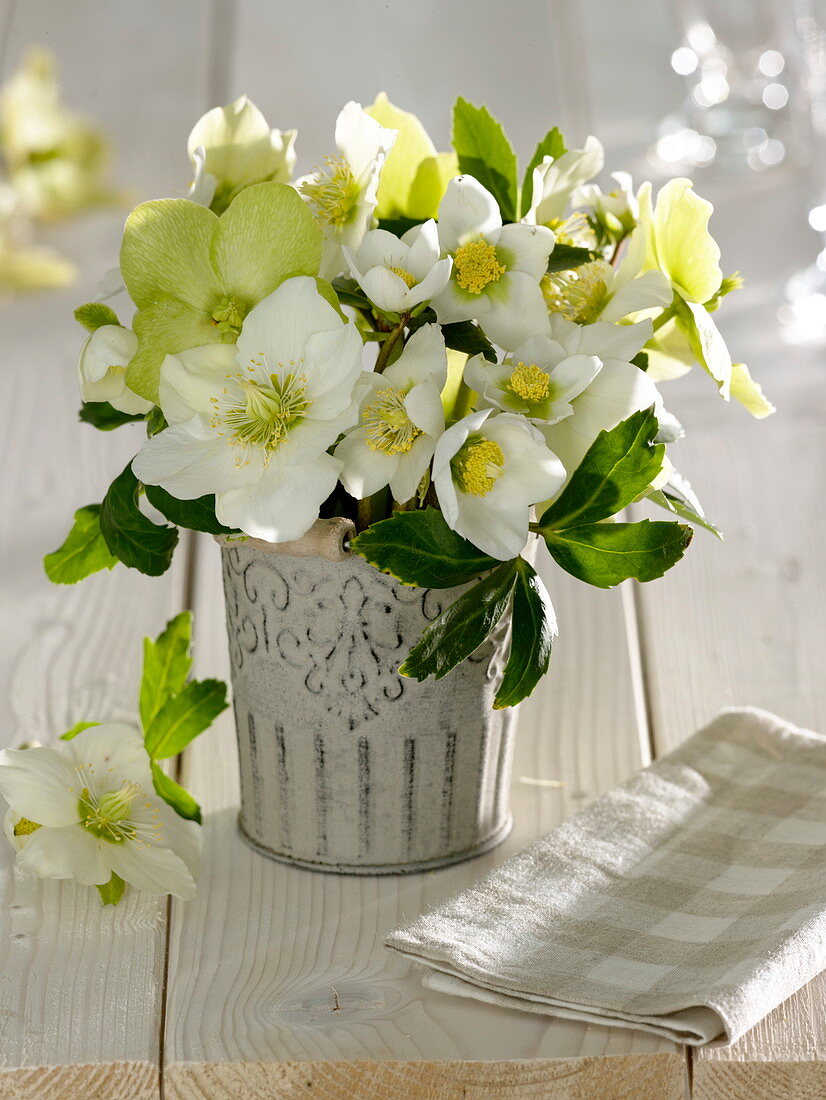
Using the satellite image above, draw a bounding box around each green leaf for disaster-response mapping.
[351,507,500,588]
[521,126,566,218]
[144,679,228,759]
[44,504,119,585]
[545,519,692,588]
[441,320,497,362]
[61,720,101,741]
[146,407,168,437]
[538,408,664,530]
[100,463,178,577]
[140,611,193,734]
[151,761,201,823]
[144,485,232,536]
[546,243,597,273]
[400,561,517,681]
[74,302,119,332]
[648,470,723,539]
[78,401,146,431]
[452,97,518,221]
[376,216,425,236]
[96,872,126,906]
[494,558,557,709]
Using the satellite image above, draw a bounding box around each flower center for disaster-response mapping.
[13,817,41,837]
[453,437,505,496]
[542,259,611,324]
[389,266,417,289]
[211,296,247,339]
[79,781,140,844]
[217,371,309,454]
[453,239,506,295]
[363,387,421,454]
[508,361,550,403]
[300,155,360,229]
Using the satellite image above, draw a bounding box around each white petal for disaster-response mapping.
[109,386,153,415]
[0,747,80,826]
[549,354,602,403]
[216,453,341,542]
[437,176,502,253]
[106,839,196,899]
[300,322,364,414]
[483,272,551,349]
[66,724,153,795]
[77,325,136,384]
[335,429,398,498]
[403,219,441,276]
[454,493,528,560]
[385,323,447,390]
[361,266,414,312]
[133,428,263,498]
[336,101,396,181]
[600,270,672,322]
[159,344,239,425]
[429,275,485,326]
[414,257,453,303]
[355,228,408,272]
[17,825,110,886]
[236,277,342,370]
[389,432,437,504]
[574,318,653,361]
[496,222,555,280]
[404,381,445,437]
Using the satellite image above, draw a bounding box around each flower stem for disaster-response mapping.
[373,315,408,374]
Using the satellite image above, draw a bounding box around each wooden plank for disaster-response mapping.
[0,1,213,1092]
[633,328,826,1093]
[162,537,685,1098]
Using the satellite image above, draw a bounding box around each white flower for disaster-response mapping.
[342,220,452,314]
[431,176,555,350]
[524,137,604,227]
[573,171,637,236]
[335,323,447,504]
[133,276,363,543]
[187,95,297,211]
[542,227,671,325]
[77,325,153,414]
[465,335,601,425]
[0,724,200,899]
[433,409,565,560]
[298,102,397,280]
[540,316,665,474]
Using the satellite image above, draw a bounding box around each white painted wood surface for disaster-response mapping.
[0,1,824,1096]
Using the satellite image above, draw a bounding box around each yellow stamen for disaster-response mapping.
[219,372,309,454]
[300,155,360,229]
[363,387,421,454]
[453,239,506,295]
[542,259,611,324]
[13,817,40,836]
[454,438,505,496]
[509,361,550,403]
[389,266,417,289]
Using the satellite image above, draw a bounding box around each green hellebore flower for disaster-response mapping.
[120,181,323,403]
[638,178,723,304]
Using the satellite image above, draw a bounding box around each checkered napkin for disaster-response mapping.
[386,708,826,1046]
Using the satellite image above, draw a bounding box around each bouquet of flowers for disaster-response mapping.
[47,94,773,709]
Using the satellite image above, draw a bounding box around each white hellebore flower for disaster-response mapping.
[525,136,604,227]
[433,409,566,560]
[298,102,397,279]
[542,226,671,325]
[335,323,447,504]
[187,95,297,210]
[465,335,601,426]
[342,219,452,314]
[431,176,555,350]
[541,316,666,475]
[77,325,153,414]
[573,171,638,236]
[133,277,363,543]
[0,724,200,899]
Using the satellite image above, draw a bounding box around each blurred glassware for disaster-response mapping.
[779,0,826,345]
[651,0,806,174]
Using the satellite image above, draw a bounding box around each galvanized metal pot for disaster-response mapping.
[218,520,518,874]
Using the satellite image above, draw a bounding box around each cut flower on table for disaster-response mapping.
[45,91,772,711]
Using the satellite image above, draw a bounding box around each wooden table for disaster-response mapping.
[1,2,825,1097]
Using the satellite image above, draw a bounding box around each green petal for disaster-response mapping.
[652,179,723,303]
[120,198,219,310]
[211,181,322,302]
[731,362,774,418]
[126,299,219,403]
[408,152,459,220]
[369,92,438,219]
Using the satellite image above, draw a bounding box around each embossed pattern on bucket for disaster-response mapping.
[219,541,518,873]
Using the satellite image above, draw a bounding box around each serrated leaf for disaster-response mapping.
[144,678,228,759]
[545,519,692,588]
[74,302,119,332]
[144,485,233,536]
[151,761,201,823]
[452,97,518,221]
[351,507,500,588]
[399,561,517,681]
[96,872,126,906]
[78,401,146,431]
[44,504,119,585]
[494,558,557,708]
[140,611,193,734]
[521,126,566,218]
[61,721,101,741]
[100,462,178,576]
[539,407,664,530]
[546,243,597,273]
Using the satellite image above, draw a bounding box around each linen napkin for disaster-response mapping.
[387,708,826,1046]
